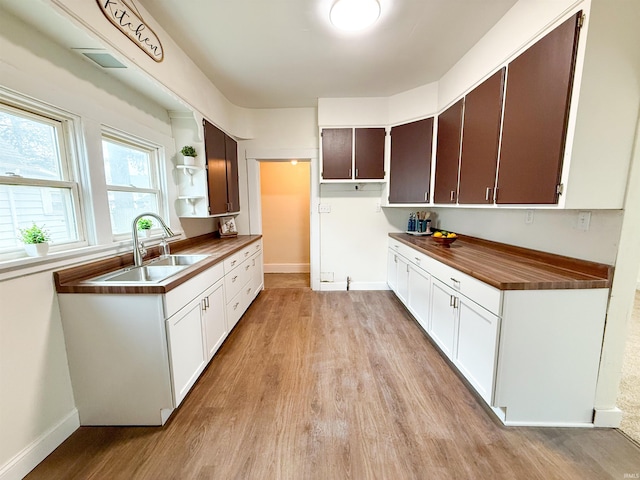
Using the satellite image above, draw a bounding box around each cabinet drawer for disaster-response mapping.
[224,259,251,301]
[431,263,502,316]
[164,262,224,319]
[226,290,245,331]
[223,240,262,274]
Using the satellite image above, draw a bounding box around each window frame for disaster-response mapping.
[0,91,87,260]
[101,127,166,240]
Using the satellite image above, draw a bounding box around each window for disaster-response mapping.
[101,131,164,236]
[0,101,83,257]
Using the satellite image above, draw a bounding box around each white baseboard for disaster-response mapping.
[0,409,79,480]
[319,281,390,291]
[264,263,309,273]
[593,407,623,427]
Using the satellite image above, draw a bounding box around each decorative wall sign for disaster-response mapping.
[97,0,164,63]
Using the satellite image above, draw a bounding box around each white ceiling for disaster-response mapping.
[2,0,518,111]
[137,0,518,108]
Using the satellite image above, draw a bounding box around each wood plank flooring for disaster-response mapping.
[27,288,640,479]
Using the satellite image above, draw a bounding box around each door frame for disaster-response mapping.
[246,148,320,290]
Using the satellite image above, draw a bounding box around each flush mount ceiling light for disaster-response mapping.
[330,0,381,31]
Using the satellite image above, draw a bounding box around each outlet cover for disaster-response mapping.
[318,204,331,213]
[577,211,591,231]
[525,210,534,225]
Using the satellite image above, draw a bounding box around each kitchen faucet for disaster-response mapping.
[132,213,176,267]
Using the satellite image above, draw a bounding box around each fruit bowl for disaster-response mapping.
[432,232,458,247]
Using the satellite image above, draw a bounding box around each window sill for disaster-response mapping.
[0,231,184,282]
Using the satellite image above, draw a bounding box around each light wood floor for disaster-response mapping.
[28,289,640,479]
[264,273,310,289]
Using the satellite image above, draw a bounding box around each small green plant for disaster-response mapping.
[19,223,51,244]
[137,218,153,230]
[180,145,197,157]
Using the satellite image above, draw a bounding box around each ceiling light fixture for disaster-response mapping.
[290,160,298,165]
[330,0,381,31]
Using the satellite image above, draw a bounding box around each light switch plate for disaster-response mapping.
[577,211,591,231]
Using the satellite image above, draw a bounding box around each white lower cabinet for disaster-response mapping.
[202,279,227,361]
[58,238,263,426]
[429,278,457,359]
[453,296,500,405]
[387,237,607,427]
[166,299,207,407]
[407,264,430,331]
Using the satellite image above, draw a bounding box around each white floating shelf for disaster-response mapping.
[178,195,205,215]
[177,165,204,185]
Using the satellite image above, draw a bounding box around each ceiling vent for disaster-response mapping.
[73,49,127,69]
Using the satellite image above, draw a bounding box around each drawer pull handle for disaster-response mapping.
[247,287,252,294]
[231,260,237,266]
[232,275,238,282]
[414,257,420,264]
[233,302,239,310]
[245,251,250,257]
[245,265,250,271]
[450,277,461,289]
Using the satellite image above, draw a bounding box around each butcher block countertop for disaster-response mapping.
[390,233,612,291]
[54,234,262,295]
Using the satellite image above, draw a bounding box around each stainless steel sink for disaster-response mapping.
[87,265,187,283]
[148,254,210,267]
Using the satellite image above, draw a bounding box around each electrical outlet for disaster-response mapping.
[375,202,381,213]
[318,204,331,213]
[320,272,334,282]
[525,209,534,225]
[577,211,591,231]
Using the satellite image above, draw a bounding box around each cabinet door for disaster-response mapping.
[408,264,430,332]
[454,297,500,405]
[202,280,227,361]
[250,251,264,297]
[429,278,457,359]
[389,118,434,203]
[458,69,505,204]
[225,134,240,213]
[355,128,385,179]
[166,302,206,406]
[322,128,352,180]
[395,254,410,305]
[433,99,464,204]
[387,249,399,292]
[204,120,229,215]
[496,13,582,204]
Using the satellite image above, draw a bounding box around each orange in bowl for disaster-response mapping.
[432,231,457,247]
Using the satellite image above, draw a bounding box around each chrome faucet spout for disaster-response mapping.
[132,213,175,266]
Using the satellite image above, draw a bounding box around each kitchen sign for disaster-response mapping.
[97,0,164,62]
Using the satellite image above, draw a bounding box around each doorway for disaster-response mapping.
[259,160,310,288]
[617,273,640,443]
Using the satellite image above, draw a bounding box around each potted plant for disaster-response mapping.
[180,145,197,166]
[19,223,51,257]
[137,218,153,237]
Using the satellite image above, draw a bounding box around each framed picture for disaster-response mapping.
[219,216,238,237]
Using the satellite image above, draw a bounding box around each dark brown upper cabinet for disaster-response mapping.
[204,119,240,215]
[355,128,385,179]
[458,68,505,204]
[321,128,352,180]
[321,127,385,180]
[389,117,434,204]
[433,99,464,204]
[496,12,582,204]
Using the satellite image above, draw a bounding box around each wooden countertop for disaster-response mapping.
[54,234,262,294]
[389,233,612,290]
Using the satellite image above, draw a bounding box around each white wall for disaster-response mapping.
[0,10,182,479]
